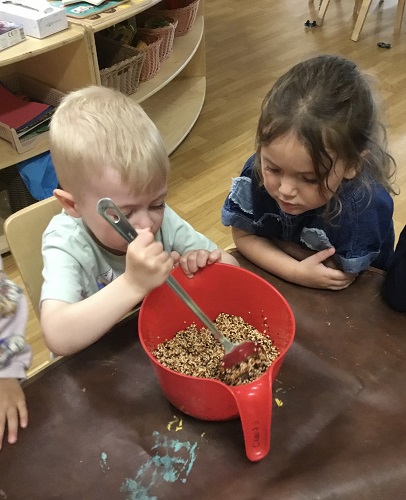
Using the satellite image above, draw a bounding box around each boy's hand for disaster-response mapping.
[295,247,357,290]
[177,249,222,278]
[124,229,173,295]
[170,251,181,267]
[0,378,28,450]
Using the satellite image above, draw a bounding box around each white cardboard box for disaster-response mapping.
[0,2,67,39]
[0,20,25,50]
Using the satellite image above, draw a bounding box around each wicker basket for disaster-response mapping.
[130,33,162,82]
[153,0,199,36]
[137,16,178,61]
[95,34,145,95]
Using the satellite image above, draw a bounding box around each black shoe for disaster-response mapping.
[377,42,391,49]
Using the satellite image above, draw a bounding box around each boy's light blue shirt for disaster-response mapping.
[41,205,217,305]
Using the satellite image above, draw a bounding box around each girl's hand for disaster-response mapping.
[124,229,173,295]
[0,378,28,450]
[296,247,358,290]
[177,249,222,278]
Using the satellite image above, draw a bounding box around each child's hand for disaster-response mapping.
[170,251,181,268]
[124,229,173,295]
[296,248,357,290]
[176,249,222,278]
[0,378,28,450]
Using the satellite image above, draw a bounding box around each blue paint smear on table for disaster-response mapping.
[100,451,110,473]
[120,431,198,499]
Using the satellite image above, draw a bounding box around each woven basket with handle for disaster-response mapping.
[153,0,199,36]
[95,34,145,95]
[131,33,162,81]
[137,17,178,61]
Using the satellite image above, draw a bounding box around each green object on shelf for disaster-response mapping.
[144,16,171,28]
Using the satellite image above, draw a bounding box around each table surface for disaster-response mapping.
[1,253,406,500]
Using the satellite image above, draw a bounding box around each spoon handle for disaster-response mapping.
[97,198,231,349]
[165,275,231,345]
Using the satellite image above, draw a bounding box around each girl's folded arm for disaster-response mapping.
[233,228,355,290]
[232,227,301,282]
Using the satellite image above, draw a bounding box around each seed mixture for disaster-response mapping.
[152,313,280,386]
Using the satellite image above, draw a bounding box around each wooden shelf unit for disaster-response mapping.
[0,24,96,254]
[82,0,206,155]
[0,0,206,254]
[0,24,97,171]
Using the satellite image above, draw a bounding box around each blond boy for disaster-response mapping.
[41,86,238,356]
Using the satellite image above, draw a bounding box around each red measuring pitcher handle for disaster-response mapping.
[231,370,273,462]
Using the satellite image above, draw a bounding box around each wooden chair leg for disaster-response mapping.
[351,0,373,41]
[395,0,405,32]
[316,0,332,25]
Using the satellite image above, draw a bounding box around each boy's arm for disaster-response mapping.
[41,273,145,355]
[161,205,239,276]
[233,228,355,290]
[41,231,173,356]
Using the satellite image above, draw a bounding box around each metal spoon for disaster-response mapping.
[97,198,259,368]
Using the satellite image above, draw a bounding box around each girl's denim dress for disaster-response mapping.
[222,155,394,273]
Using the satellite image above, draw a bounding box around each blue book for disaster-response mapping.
[50,0,130,19]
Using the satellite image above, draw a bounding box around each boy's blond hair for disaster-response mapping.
[49,86,170,196]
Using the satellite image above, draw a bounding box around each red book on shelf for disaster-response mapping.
[0,83,52,130]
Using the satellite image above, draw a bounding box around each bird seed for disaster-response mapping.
[152,313,280,386]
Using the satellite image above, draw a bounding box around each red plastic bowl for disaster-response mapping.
[138,263,295,461]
